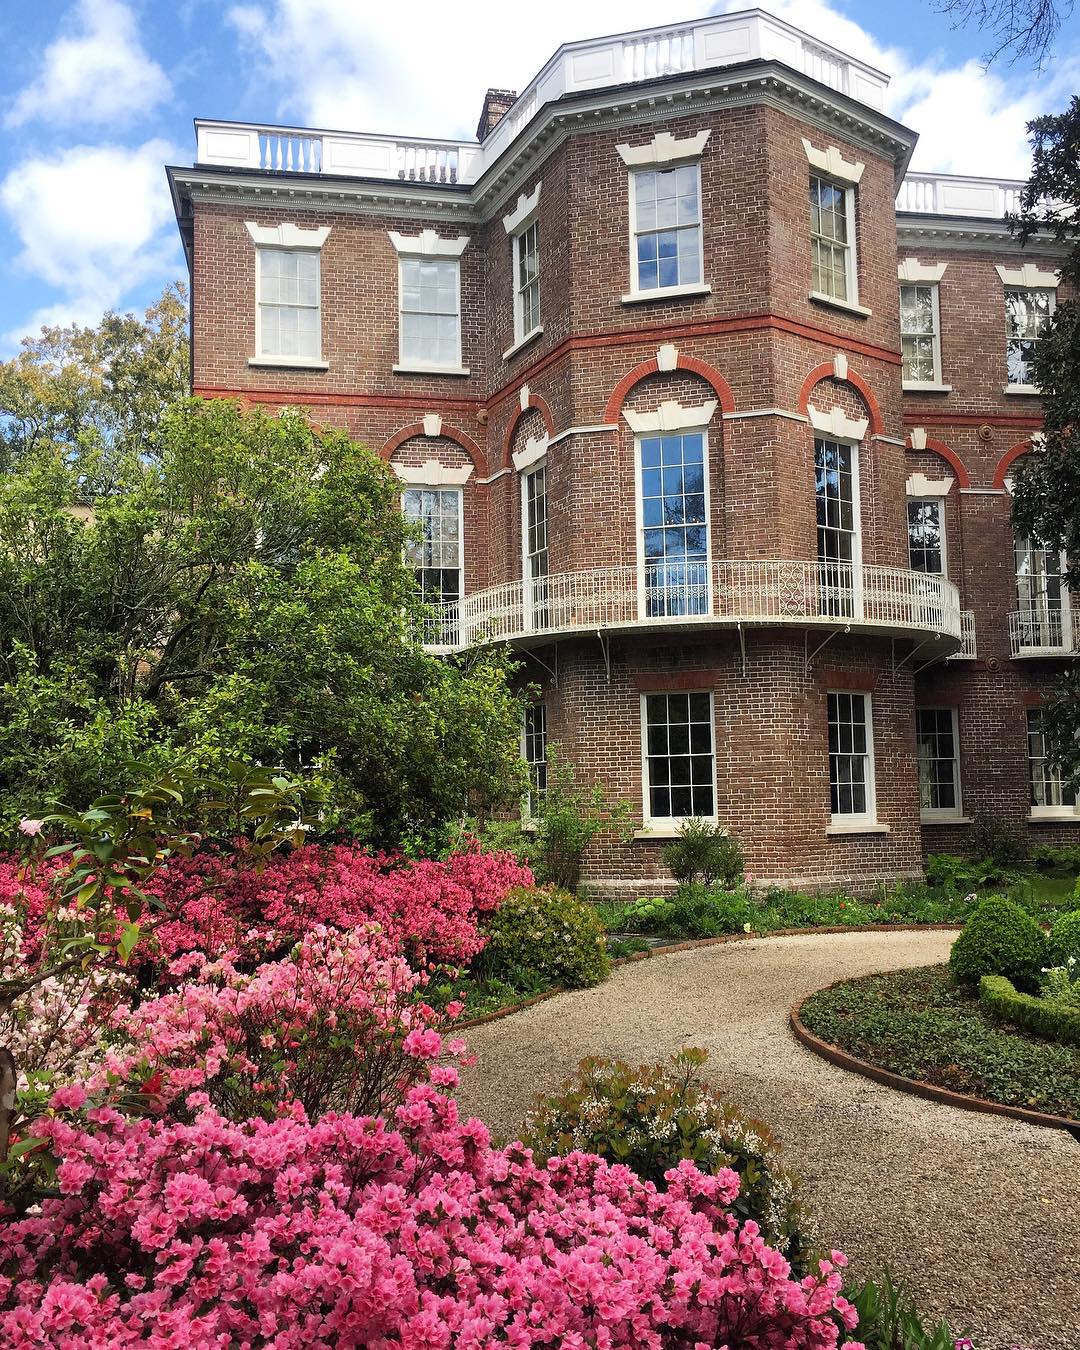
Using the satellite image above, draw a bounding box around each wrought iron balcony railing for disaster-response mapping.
[1009,607,1079,657]
[947,610,977,660]
[420,561,963,654]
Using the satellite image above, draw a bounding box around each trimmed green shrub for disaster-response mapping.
[948,895,1045,992]
[661,818,744,888]
[519,1049,807,1269]
[979,975,1080,1047]
[1046,909,1080,969]
[475,885,609,989]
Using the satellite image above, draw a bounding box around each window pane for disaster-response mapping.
[907,499,943,574]
[645,692,715,821]
[634,164,702,291]
[828,692,872,819]
[640,433,709,617]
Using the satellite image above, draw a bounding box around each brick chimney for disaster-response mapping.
[476,88,517,141]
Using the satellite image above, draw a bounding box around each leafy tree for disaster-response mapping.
[0,397,524,844]
[1009,97,1080,784]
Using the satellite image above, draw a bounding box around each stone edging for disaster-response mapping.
[789,995,1080,1136]
[457,922,963,1031]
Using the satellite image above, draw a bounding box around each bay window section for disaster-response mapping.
[522,702,547,820]
[828,691,875,825]
[638,431,709,618]
[403,487,462,644]
[522,463,549,630]
[916,708,961,819]
[1028,708,1077,818]
[1015,538,1068,650]
[815,438,858,618]
[631,164,702,294]
[642,692,716,826]
[900,283,941,386]
[1005,288,1054,389]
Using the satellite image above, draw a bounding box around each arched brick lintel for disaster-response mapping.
[501,394,557,469]
[381,422,485,472]
[992,440,1034,490]
[602,353,737,424]
[797,362,885,436]
[905,435,972,489]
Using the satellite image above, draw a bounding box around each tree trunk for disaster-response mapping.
[0,1045,15,1206]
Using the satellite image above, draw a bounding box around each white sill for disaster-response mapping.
[826,821,889,836]
[621,283,712,305]
[1003,383,1041,396]
[808,291,872,318]
[393,362,471,377]
[502,326,544,360]
[903,381,952,393]
[633,822,716,840]
[1028,810,1080,823]
[248,355,329,370]
[921,813,972,825]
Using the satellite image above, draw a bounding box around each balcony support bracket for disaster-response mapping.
[737,622,747,678]
[524,645,559,688]
[596,629,611,683]
[893,635,937,674]
[804,626,846,676]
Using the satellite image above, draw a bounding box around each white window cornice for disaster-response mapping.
[898,258,947,282]
[617,129,710,168]
[388,229,470,257]
[623,398,718,434]
[995,262,1059,288]
[246,221,331,249]
[391,459,473,485]
[906,472,954,497]
[512,434,548,473]
[502,182,542,236]
[807,403,868,442]
[802,138,864,184]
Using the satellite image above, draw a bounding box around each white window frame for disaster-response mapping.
[916,706,963,822]
[906,496,947,577]
[626,162,706,302]
[813,431,863,619]
[388,230,470,376]
[1003,286,1056,393]
[633,424,713,621]
[899,282,943,389]
[520,460,549,632]
[809,174,859,311]
[521,701,547,822]
[639,690,717,831]
[401,483,465,607]
[1027,707,1080,821]
[827,690,877,828]
[1015,537,1071,650]
[512,221,541,348]
[253,247,324,367]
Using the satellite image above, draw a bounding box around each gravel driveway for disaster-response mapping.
[456,930,1079,1350]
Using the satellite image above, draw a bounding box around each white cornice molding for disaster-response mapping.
[801,138,864,184]
[511,434,549,472]
[806,403,868,441]
[617,129,710,168]
[391,459,473,485]
[995,262,1059,288]
[388,229,470,257]
[898,258,948,282]
[245,221,330,248]
[906,472,953,497]
[623,398,718,434]
[502,181,542,236]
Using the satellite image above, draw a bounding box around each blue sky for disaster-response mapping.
[0,0,1077,354]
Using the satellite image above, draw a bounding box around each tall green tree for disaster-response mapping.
[1009,98,1080,782]
[0,398,524,844]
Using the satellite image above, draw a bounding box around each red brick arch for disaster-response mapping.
[381,422,485,472]
[501,393,556,469]
[905,434,971,489]
[993,440,1035,490]
[603,353,736,424]
[797,361,884,436]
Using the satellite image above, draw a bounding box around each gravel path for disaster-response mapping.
[457,930,1079,1350]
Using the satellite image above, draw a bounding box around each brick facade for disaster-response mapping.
[172,30,1072,895]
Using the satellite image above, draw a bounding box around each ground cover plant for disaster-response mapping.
[798,965,1080,1119]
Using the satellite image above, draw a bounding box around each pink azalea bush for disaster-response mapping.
[92,924,466,1122]
[0,1081,865,1350]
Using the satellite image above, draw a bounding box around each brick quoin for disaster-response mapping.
[172,21,1076,895]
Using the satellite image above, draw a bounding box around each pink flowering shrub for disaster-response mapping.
[93,925,466,1123]
[0,1083,865,1349]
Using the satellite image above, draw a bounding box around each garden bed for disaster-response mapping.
[796,965,1080,1122]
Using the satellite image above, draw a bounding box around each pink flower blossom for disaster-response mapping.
[17,819,44,838]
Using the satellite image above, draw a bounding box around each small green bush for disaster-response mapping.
[661,818,744,888]
[843,1270,959,1350]
[969,813,1025,867]
[949,895,1046,992]
[475,885,610,990]
[925,852,1011,890]
[660,883,754,938]
[1046,909,1080,969]
[1041,963,1080,1009]
[980,974,1080,1046]
[519,1049,807,1269]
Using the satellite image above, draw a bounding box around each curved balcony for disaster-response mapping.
[1009,608,1079,657]
[422,561,963,656]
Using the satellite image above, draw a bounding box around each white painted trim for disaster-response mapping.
[512,434,549,472]
[392,459,473,485]
[638,690,718,830]
[827,689,877,827]
[393,362,470,377]
[422,413,443,438]
[247,356,328,370]
[400,483,465,608]
[826,822,889,835]
[502,182,542,236]
[657,342,678,372]
[245,221,330,248]
[906,473,953,497]
[806,403,868,441]
[625,156,706,301]
[396,247,465,371]
[254,246,323,364]
[903,381,952,393]
[388,229,470,257]
[899,278,943,386]
[995,262,1059,288]
[1003,383,1042,396]
[547,423,618,446]
[476,467,512,485]
[624,398,718,434]
[622,283,712,305]
[897,258,948,282]
[872,434,906,447]
[802,138,864,184]
[906,495,948,576]
[617,129,710,167]
[723,408,808,424]
[959,487,1007,496]
[917,706,963,821]
[1029,807,1080,822]
[502,325,543,361]
[809,290,871,318]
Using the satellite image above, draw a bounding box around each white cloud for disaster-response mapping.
[5,0,170,129]
[0,139,180,347]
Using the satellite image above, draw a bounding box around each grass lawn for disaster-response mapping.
[798,965,1080,1121]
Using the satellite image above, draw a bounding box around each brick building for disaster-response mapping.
[168,11,1074,896]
